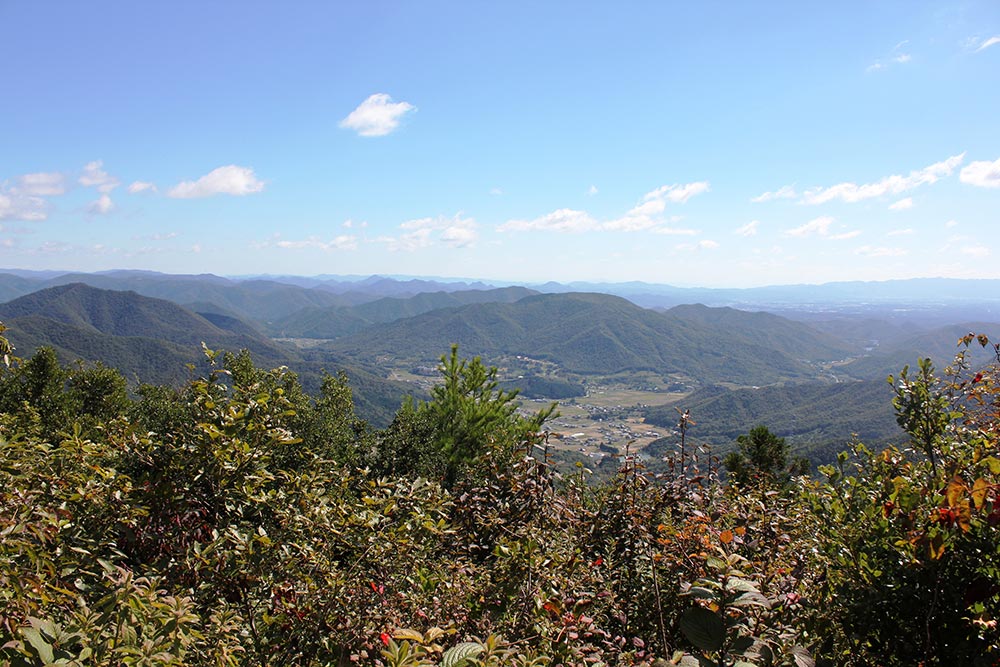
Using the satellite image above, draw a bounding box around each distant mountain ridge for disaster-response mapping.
[324,292,849,385]
[0,284,416,424]
[271,286,538,339]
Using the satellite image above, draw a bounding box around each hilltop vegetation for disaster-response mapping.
[644,379,903,465]
[1,324,999,666]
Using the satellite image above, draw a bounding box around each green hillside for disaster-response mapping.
[271,286,537,339]
[666,303,856,361]
[326,292,841,385]
[643,379,903,463]
[0,285,417,425]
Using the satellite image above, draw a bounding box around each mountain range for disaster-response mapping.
[1,269,998,455]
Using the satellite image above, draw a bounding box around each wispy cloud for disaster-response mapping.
[889,197,913,210]
[975,35,1000,52]
[13,172,66,196]
[799,154,964,204]
[785,216,835,237]
[275,235,358,251]
[751,185,796,203]
[735,220,759,236]
[380,213,478,250]
[87,193,115,215]
[128,181,158,194]
[961,244,991,257]
[604,183,708,232]
[587,184,599,196]
[501,183,706,235]
[499,208,598,233]
[79,160,120,193]
[676,239,720,252]
[960,157,1000,188]
[867,40,912,72]
[167,165,265,199]
[340,93,415,137]
[856,245,907,257]
[643,182,710,204]
[0,191,48,221]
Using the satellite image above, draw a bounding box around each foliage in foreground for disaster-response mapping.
[1,321,999,666]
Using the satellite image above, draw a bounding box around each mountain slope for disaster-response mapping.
[0,285,417,425]
[271,286,538,339]
[643,379,903,464]
[326,292,843,385]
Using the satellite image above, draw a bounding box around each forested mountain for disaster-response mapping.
[644,379,902,464]
[664,304,855,361]
[325,292,847,385]
[0,284,416,424]
[270,286,537,338]
[836,322,1000,380]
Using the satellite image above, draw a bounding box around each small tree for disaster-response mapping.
[417,345,555,486]
[724,424,807,486]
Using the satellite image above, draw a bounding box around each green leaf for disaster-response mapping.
[441,642,483,667]
[21,627,54,664]
[680,606,725,652]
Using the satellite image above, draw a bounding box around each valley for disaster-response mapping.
[1,268,997,467]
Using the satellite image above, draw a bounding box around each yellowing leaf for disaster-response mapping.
[972,478,989,510]
[946,478,966,508]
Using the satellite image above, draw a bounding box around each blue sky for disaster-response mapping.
[1,1,998,287]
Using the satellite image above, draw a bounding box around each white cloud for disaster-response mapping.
[650,225,697,236]
[499,183,706,235]
[382,213,478,250]
[440,220,478,248]
[800,154,964,204]
[960,157,1000,188]
[961,244,991,257]
[378,228,433,252]
[587,185,599,196]
[889,197,913,210]
[735,220,759,236]
[751,185,796,203]
[128,181,157,194]
[340,93,415,137]
[167,165,265,199]
[868,41,912,72]
[499,208,598,233]
[676,239,720,252]
[490,187,504,196]
[79,160,120,193]
[945,219,959,228]
[829,230,862,240]
[786,216,835,237]
[604,182,708,232]
[275,235,358,251]
[976,36,1000,52]
[887,228,914,236]
[14,172,66,196]
[88,193,115,215]
[643,181,710,204]
[0,192,48,221]
[856,245,907,257]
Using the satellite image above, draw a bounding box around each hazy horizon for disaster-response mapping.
[2,1,998,287]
